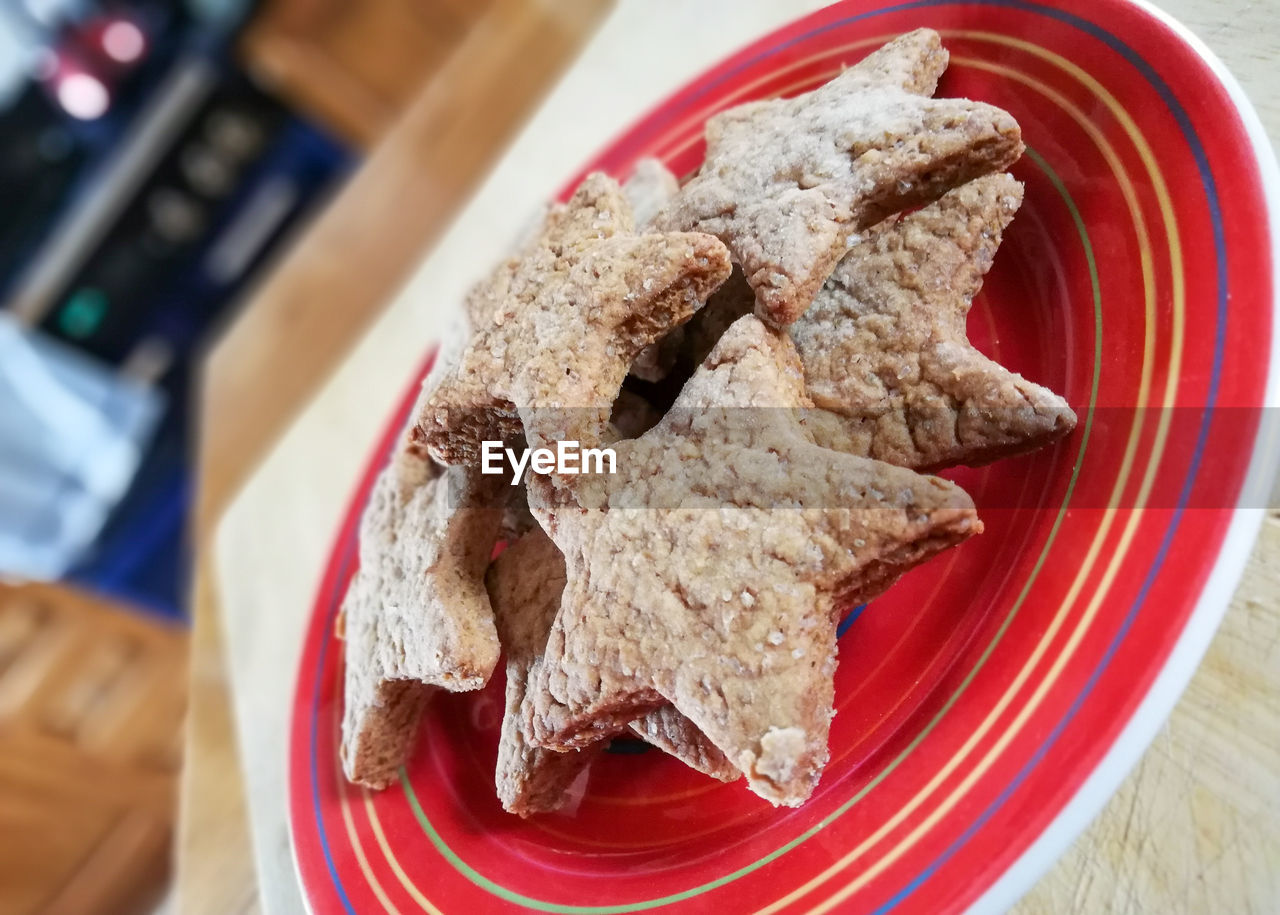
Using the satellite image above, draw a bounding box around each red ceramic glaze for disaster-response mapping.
[289,2,1278,912]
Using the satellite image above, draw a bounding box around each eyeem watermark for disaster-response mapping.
[481,440,616,485]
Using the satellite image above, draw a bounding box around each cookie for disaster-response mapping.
[678,265,756,370]
[837,25,949,96]
[654,30,1024,326]
[521,316,981,805]
[340,436,507,789]
[498,473,538,543]
[488,528,604,816]
[628,704,739,783]
[621,265,757,399]
[490,529,738,811]
[625,158,689,382]
[791,173,1077,469]
[418,172,731,463]
[608,387,665,441]
[623,157,681,230]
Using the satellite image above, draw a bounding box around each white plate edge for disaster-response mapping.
[968,1,1280,912]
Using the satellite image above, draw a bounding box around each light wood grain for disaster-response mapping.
[0,583,186,915]
[174,564,259,915]
[1016,515,1280,914]
[240,0,495,148]
[198,0,1280,912]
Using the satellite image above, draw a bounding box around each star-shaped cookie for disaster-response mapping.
[628,704,738,783]
[655,28,1024,326]
[487,527,603,816]
[340,420,506,789]
[521,316,981,806]
[623,156,681,230]
[489,527,738,816]
[418,172,731,463]
[625,158,689,382]
[791,173,1077,469]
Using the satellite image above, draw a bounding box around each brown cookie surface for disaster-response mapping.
[419,172,731,463]
[628,705,739,783]
[623,157,681,230]
[490,529,739,812]
[521,316,981,806]
[488,529,603,816]
[655,29,1024,326]
[792,173,1077,469]
[340,436,506,789]
[626,158,689,383]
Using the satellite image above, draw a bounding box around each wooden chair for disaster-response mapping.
[0,582,187,915]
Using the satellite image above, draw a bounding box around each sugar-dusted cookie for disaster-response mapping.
[625,158,691,382]
[793,173,1076,469]
[522,316,980,805]
[490,528,737,815]
[340,435,507,788]
[488,528,603,816]
[628,705,739,783]
[655,30,1024,326]
[678,265,756,370]
[837,26,950,96]
[623,157,681,230]
[419,172,731,463]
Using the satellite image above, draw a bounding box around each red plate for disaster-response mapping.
[288,1,1279,912]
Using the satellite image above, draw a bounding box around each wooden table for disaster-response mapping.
[188,1,1280,912]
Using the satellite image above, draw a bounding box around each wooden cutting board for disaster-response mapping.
[211,1,1280,911]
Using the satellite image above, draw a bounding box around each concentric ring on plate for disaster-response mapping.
[288,2,1276,912]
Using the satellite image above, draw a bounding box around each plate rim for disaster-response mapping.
[284,1,1280,911]
[970,0,1280,910]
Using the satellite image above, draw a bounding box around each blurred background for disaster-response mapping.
[0,0,601,911]
[2,2,1277,914]
[0,0,349,616]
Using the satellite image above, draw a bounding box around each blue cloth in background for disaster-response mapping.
[67,390,189,621]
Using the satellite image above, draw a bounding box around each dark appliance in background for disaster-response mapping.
[0,1,352,618]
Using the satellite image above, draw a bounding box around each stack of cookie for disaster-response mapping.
[337,29,1076,814]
